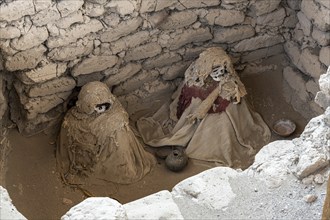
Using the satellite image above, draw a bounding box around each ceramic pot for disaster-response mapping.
[165,148,188,172]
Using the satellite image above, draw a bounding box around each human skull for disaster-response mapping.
[210,65,229,82]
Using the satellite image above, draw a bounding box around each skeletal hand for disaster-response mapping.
[187,111,205,123]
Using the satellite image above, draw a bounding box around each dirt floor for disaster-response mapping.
[3,54,309,219]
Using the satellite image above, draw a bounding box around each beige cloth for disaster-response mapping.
[137,98,271,169]
[57,82,156,184]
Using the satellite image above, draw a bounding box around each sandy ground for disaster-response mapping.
[3,55,309,219]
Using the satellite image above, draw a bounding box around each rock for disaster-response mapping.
[140,0,156,13]
[57,0,84,17]
[31,5,61,26]
[84,2,105,17]
[296,12,312,36]
[314,174,325,184]
[28,77,76,98]
[104,63,142,87]
[143,52,182,70]
[124,190,184,219]
[16,61,67,85]
[72,55,118,76]
[316,0,330,9]
[241,44,283,63]
[105,0,136,16]
[155,0,177,11]
[113,70,159,96]
[233,34,284,52]
[303,194,317,203]
[110,31,149,54]
[257,8,286,27]
[0,0,35,22]
[48,39,94,62]
[160,11,197,30]
[5,45,47,71]
[0,26,21,39]
[319,46,330,67]
[100,17,142,42]
[10,26,49,51]
[283,66,309,102]
[62,198,73,205]
[176,0,220,9]
[0,186,27,220]
[205,9,245,26]
[249,0,281,16]
[162,61,190,81]
[76,72,104,87]
[302,175,314,185]
[315,67,330,109]
[284,41,326,79]
[287,0,300,10]
[283,8,298,28]
[172,167,238,210]
[61,197,127,220]
[47,19,103,48]
[312,27,330,46]
[306,79,320,97]
[33,0,52,12]
[213,25,255,43]
[124,42,162,62]
[168,28,212,50]
[301,0,330,32]
[56,11,84,29]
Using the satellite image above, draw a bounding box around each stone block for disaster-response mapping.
[312,27,330,46]
[56,11,84,29]
[47,19,103,48]
[287,0,301,10]
[124,191,183,219]
[100,17,142,42]
[104,63,142,87]
[124,42,162,62]
[48,39,94,62]
[162,61,190,81]
[57,0,84,17]
[143,52,182,70]
[283,7,298,28]
[168,28,212,50]
[213,25,255,43]
[0,26,21,39]
[0,40,18,56]
[10,26,48,51]
[110,31,149,54]
[105,0,136,16]
[176,0,220,9]
[33,0,52,12]
[86,0,108,4]
[205,9,245,26]
[249,0,281,16]
[31,5,61,26]
[319,46,330,67]
[172,167,238,210]
[62,197,127,220]
[0,0,35,22]
[140,0,156,13]
[233,34,284,52]
[306,79,320,97]
[16,62,67,85]
[284,41,326,79]
[301,0,330,32]
[113,70,159,96]
[241,44,284,63]
[283,66,309,102]
[85,2,105,17]
[72,55,118,76]
[160,11,198,30]
[28,77,76,98]
[256,8,286,27]
[297,12,312,36]
[155,0,177,11]
[5,45,47,71]
[76,72,104,87]
[316,0,330,9]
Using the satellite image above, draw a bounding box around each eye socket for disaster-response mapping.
[95,102,111,112]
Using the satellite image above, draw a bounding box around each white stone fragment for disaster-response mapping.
[172,167,238,210]
[0,186,27,220]
[303,194,318,203]
[62,197,127,220]
[124,190,184,219]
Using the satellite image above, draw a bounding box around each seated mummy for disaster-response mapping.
[56,81,156,184]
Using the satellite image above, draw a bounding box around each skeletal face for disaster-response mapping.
[94,103,111,114]
[210,65,228,81]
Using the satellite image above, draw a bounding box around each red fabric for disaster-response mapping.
[177,81,230,118]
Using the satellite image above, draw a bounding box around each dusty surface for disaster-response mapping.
[3,55,309,220]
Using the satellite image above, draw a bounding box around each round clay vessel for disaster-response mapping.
[272,119,296,137]
[165,148,188,172]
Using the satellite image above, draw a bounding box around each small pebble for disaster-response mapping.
[62,198,73,205]
[302,175,314,185]
[314,174,325,184]
[303,194,317,203]
[254,188,258,192]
